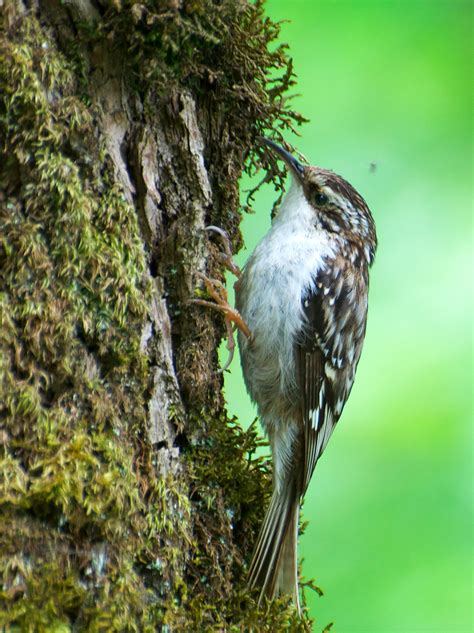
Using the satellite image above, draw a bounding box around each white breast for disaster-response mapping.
[236,180,335,412]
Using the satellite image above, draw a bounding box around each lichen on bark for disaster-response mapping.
[0,0,313,630]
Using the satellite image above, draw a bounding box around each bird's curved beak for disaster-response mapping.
[258,137,305,183]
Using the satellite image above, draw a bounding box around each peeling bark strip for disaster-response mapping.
[0,0,312,629]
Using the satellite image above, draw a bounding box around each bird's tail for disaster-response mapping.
[248,483,300,612]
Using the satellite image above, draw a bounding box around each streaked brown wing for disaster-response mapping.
[296,259,368,494]
[296,345,331,494]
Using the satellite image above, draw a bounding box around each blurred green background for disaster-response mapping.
[222,1,472,631]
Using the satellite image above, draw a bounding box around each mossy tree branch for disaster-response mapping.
[0,0,313,629]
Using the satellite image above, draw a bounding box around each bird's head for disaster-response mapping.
[260,137,377,266]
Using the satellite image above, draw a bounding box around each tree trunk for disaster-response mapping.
[0,0,310,629]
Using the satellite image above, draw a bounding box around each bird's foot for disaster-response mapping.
[190,227,252,372]
[191,272,252,371]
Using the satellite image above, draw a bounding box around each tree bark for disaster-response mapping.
[0,0,310,629]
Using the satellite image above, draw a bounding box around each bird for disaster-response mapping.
[193,137,377,613]
[236,138,377,612]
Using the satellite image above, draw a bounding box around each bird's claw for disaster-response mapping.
[192,272,251,340]
[205,226,242,278]
[190,234,251,371]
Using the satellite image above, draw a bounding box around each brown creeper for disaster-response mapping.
[192,138,377,613]
[236,139,377,612]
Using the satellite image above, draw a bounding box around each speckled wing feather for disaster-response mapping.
[296,256,369,493]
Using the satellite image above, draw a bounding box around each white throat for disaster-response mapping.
[272,178,315,230]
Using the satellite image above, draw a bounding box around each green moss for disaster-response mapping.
[0,15,176,631]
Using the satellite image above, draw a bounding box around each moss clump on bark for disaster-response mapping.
[0,1,314,630]
[104,0,306,206]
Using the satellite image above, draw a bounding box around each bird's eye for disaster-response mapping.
[315,192,329,206]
